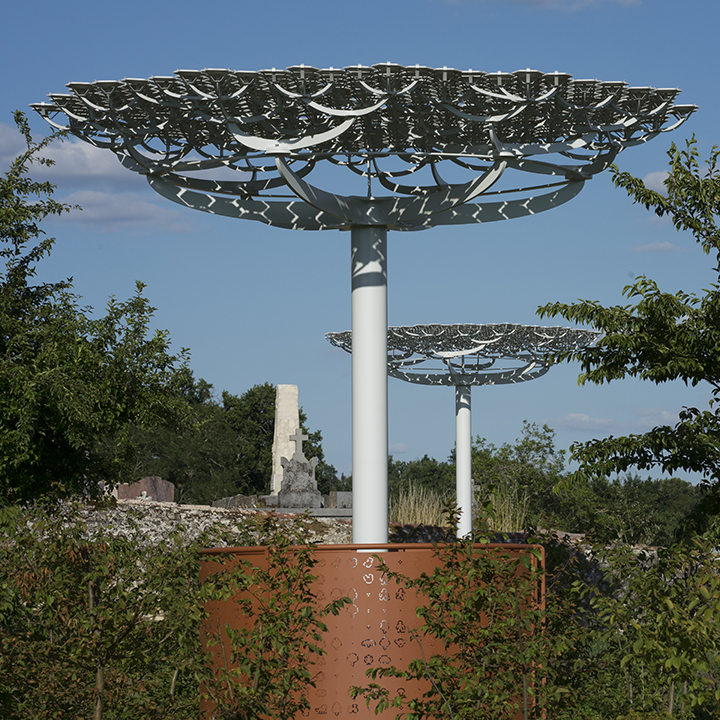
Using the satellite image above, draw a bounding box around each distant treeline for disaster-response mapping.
[135,391,702,546]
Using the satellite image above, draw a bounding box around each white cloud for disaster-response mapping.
[50,190,194,234]
[390,443,409,454]
[549,413,616,431]
[549,407,679,435]
[41,141,142,190]
[0,122,144,192]
[643,171,669,193]
[631,407,678,428]
[0,122,27,161]
[632,241,687,253]
[1,123,194,234]
[471,0,639,9]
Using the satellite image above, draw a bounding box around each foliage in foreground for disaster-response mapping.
[562,530,720,718]
[0,507,351,720]
[1,503,720,719]
[352,532,555,719]
[199,513,351,720]
[353,517,720,719]
[539,139,720,524]
[0,503,229,720]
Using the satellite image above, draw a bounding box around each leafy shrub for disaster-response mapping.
[350,534,576,719]
[566,528,720,718]
[0,502,234,719]
[198,513,351,719]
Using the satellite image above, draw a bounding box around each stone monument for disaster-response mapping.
[277,429,322,509]
[270,384,300,495]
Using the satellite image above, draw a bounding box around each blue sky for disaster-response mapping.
[1,0,718,481]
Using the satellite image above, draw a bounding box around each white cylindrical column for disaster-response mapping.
[455,384,473,538]
[351,225,388,544]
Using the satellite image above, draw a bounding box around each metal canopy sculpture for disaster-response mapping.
[34,64,694,543]
[328,323,600,536]
[33,65,695,231]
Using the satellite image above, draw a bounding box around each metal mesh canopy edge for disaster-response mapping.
[326,323,600,386]
[32,64,696,231]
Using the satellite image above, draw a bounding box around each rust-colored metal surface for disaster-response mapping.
[200,543,544,719]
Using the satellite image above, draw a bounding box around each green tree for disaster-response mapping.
[134,378,345,503]
[128,370,242,505]
[555,474,699,546]
[472,422,568,530]
[388,453,455,499]
[0,113,189,503]
[220,382,343,497]
[384,422,698,542]
[221,383,278,494]
[538,139,720,503]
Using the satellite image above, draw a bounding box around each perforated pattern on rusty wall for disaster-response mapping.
[201,543,542,719]
[307,547,443,717]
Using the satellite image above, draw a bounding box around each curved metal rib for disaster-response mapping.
[275,156,507,225]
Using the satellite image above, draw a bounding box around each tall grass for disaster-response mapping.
[389,484,448,526]
[389,481,528,532]
[476,482,528,533]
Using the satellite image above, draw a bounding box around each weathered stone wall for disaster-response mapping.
[73,499,353,546]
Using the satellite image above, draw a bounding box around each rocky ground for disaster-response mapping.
[72,498,354,546]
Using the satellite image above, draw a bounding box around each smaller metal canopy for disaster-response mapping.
[329,322,599,385]
[327,323,599,536]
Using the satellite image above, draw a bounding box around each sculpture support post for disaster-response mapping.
[351,226,388,544]
[455,384,472,538]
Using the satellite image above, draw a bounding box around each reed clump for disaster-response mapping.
[475,481,529,533]
[389,484,449,526]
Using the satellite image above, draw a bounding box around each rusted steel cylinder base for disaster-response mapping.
[200,543,544,719]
